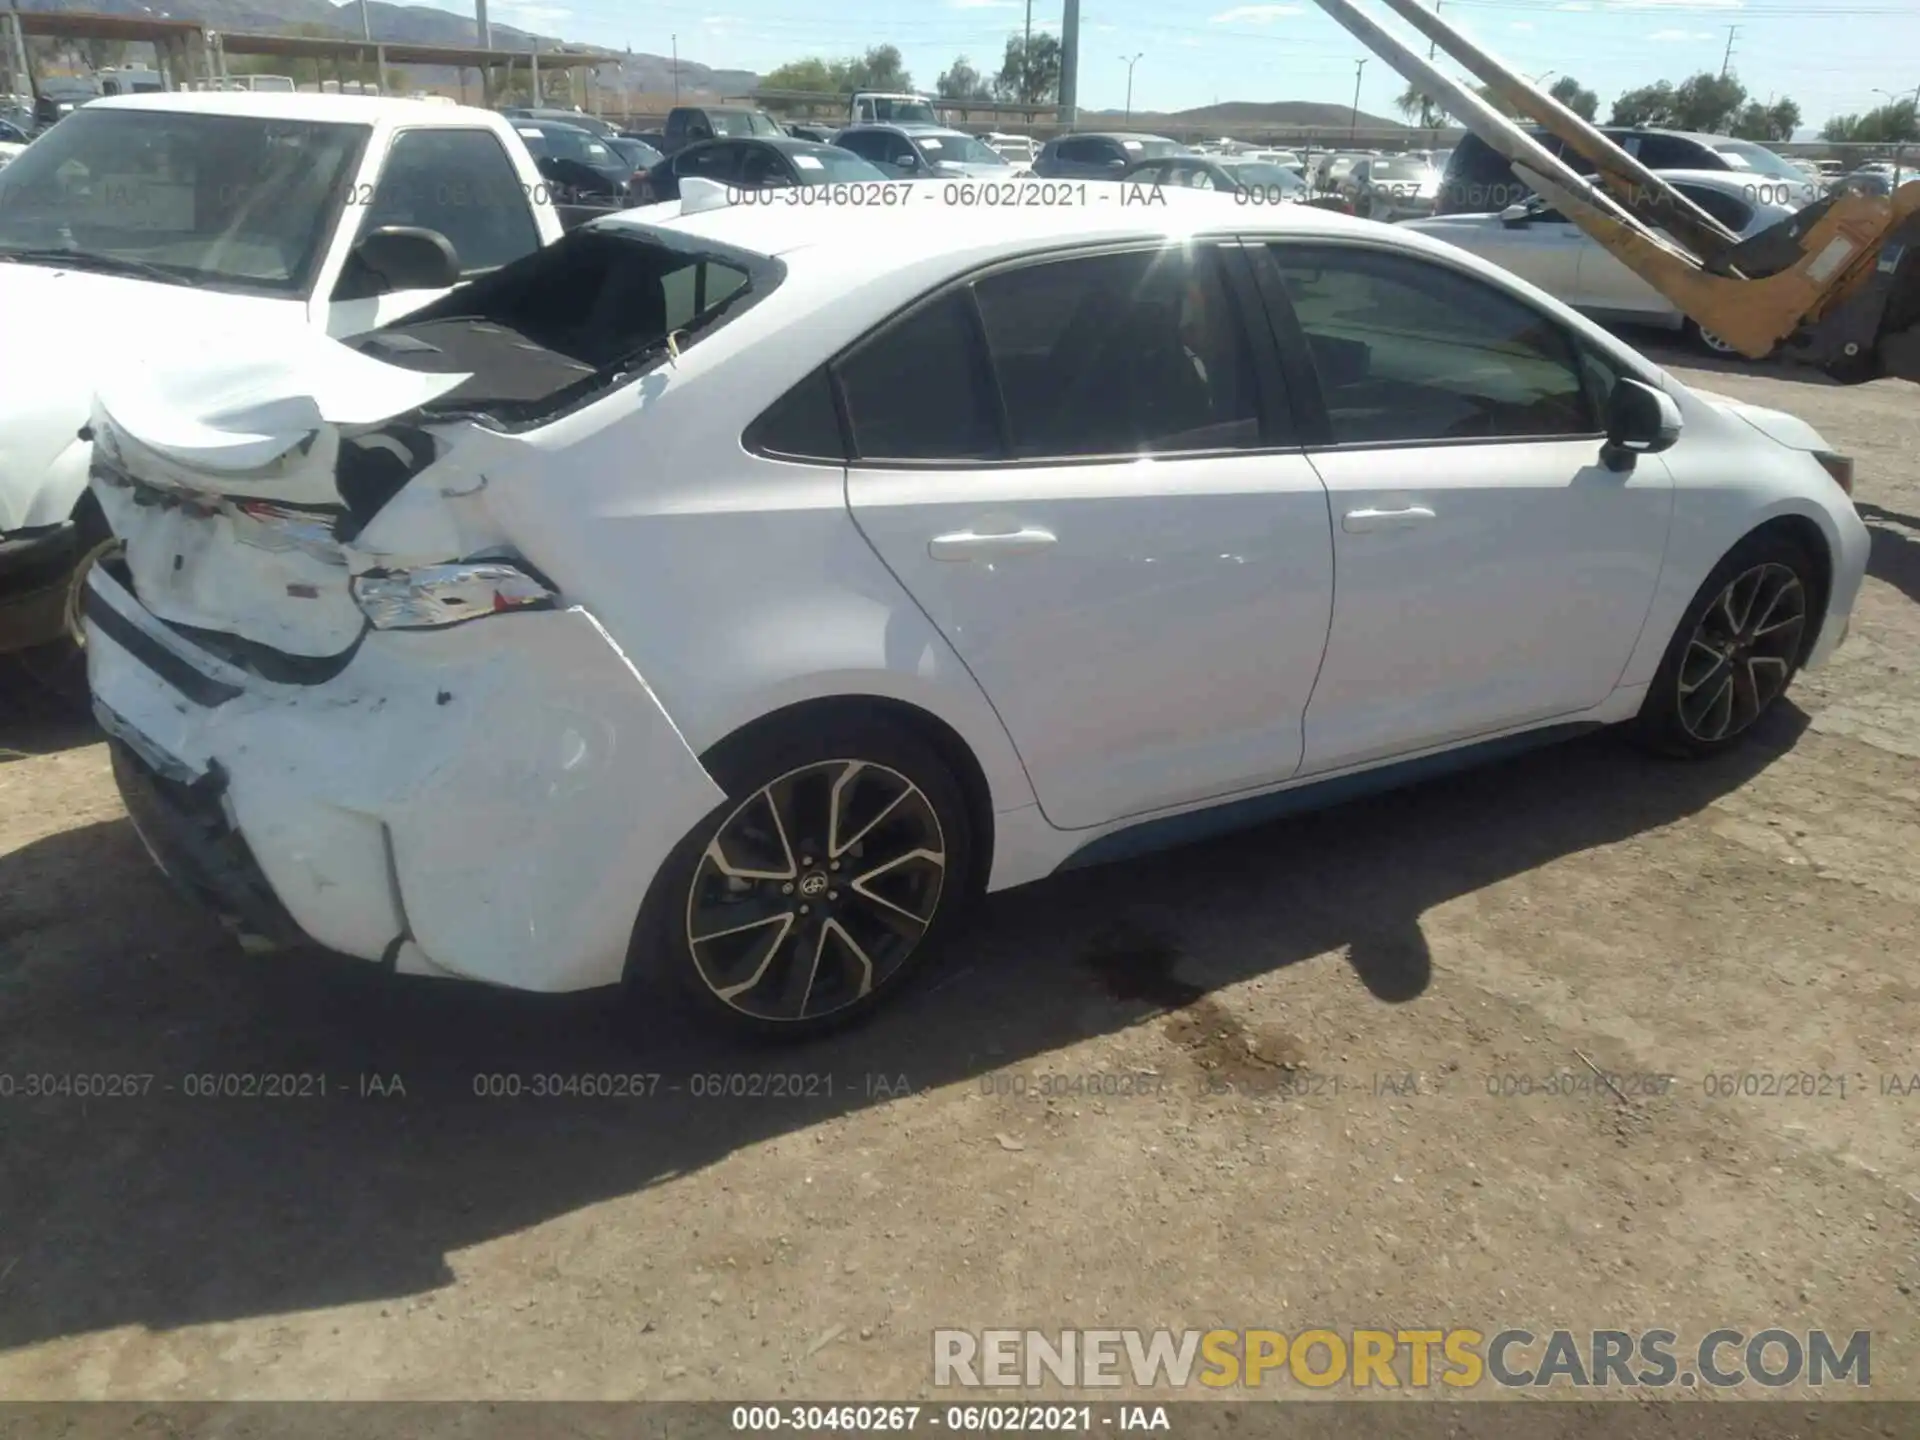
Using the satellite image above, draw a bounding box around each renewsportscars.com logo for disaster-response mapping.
[932,1328,1872,1391]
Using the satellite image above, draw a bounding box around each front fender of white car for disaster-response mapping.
[1614,381,1869,688]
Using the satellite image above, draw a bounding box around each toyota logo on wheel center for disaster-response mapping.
[799,872,830,898]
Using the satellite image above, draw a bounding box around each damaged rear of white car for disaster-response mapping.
[82,224,766,996]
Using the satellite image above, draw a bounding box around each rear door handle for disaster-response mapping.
[928,526,1058,561]
[1342,505,1436,534]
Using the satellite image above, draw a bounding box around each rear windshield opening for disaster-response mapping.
[345,226,778,427]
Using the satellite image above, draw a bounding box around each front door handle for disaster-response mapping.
[1342,505,1436,534]
[928,526,1058,561]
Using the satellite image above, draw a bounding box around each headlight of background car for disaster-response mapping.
[350,560,557,630]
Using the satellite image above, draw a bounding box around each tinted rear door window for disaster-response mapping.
[972,246,1265,457]
[835,290,1001,461]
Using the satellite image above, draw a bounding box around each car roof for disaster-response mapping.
[610,181,1380,262]
[84,90,497,125]
[1053,131,1175,143]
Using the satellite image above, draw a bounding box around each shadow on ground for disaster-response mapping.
[0,705,1807,1349]
[1857,501,1920,606]
[0,659,97,761]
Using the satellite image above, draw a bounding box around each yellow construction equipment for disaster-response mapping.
[1313,0,1920,386]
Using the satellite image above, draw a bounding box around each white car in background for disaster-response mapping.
[0,141,23,170]
[84,183,1866,1038]
[1401,169,1799,353]
[983,132,1037,166]
[0,90,565,686]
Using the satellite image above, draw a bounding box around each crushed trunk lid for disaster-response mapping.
[89,329,472,659]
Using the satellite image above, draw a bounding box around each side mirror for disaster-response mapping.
[1498,202,1533,228]
[1106,156,1128,171]
[1600,377,1682,472]
[351,225,460,294]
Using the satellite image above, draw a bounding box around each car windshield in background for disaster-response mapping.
[1370,158,1435,181]
[0,107,366,296]
[1224,162,1303,190]
[540,126,621,170]
[869,100,938,124]
[1709,141,1806,181]
[608,137,663,170]
[915,133,1006,165]
[790,147,892,182]
[710,111,781,138]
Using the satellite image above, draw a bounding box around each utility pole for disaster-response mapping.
[359,0,371,42]
[671,33,678,104]
[1022,0,1032,103]
[1421,0,1441,130]
[475,0,490,51]
[1349,56,1366,143]
[1120,52,1141,122]
[1059,0,1079,126]
[1720,25,1738,79]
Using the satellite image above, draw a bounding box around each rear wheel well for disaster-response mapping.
[699,694,997,897]
[1738,514,1831,664]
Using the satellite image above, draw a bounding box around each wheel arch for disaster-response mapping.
[695,692,998,899]
[1738,511,1833,665]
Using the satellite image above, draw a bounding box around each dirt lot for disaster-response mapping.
[1,345,1918,1407]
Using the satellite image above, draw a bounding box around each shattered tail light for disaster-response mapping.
[351,561,556,630]
[1814,451,1855,496]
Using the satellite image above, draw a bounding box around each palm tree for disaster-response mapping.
[1397,79,1440,130]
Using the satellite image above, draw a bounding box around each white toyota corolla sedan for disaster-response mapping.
[82,180,1869,1036]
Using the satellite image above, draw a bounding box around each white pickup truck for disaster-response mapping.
[0,90,568,684]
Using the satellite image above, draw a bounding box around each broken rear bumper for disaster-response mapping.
[85,564,728,993]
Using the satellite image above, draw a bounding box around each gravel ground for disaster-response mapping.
[1,343,1917,1408]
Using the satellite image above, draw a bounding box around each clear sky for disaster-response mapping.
[465,0,1920,134]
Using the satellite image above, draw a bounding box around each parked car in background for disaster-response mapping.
[511,118,636,203]
[1122,153,1313,203]
[1832,160,1913,195]
[1312,150,1374,194]
[847,91,941,125]
[1031,131,1186,178]
[0,91,567,694]
[785,122,838,144]
[33,78,98,131]
[607,134,665,175]
[500,105,618,140]
[1438,126,1818,215]
[1342,152,1445,221]
[984,132,1038,165]
[660,104,784,155]
[82,187,1867,1038]
[833,123,1013,179]
[1244,148,1303,171]
[0,140,23,171]
[1403,168,1796,353]
[630,136,888,203]
[622,128,668,148]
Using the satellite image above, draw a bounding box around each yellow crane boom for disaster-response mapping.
[1311,0,1920,385]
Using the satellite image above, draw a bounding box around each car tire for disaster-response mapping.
[626,711,974,1040]
[1632,531,1819,759]
[16,494,118,709]
[1687,319,1743,358]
